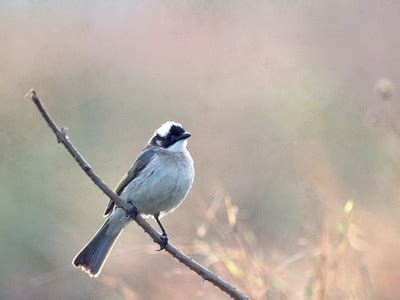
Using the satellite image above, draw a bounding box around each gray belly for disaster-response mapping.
[120,152,194,217]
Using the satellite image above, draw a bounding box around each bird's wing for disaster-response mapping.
[104,147,156,216]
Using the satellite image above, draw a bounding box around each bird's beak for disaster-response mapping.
[177,132,191,141]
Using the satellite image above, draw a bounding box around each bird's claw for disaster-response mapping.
[126,200,138,219]
[156,233,168,251]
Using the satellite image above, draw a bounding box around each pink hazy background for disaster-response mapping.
[1,1,400,299]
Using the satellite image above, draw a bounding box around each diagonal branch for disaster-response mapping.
[26,90,248,300]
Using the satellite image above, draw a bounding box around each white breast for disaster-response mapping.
[120,149,194,217]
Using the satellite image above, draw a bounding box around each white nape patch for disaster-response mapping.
[156,121,182,137]
[166,139,188,152]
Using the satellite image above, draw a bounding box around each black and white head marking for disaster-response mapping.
[149,121,191,150]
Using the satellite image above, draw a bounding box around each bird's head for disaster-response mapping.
[149,121,191,151]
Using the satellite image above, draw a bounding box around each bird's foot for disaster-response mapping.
[156,233,168,251]
[126,200,138,219]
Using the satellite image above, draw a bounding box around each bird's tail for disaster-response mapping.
[72,218,123,277]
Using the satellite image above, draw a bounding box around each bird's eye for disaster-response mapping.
[170,125,185,137]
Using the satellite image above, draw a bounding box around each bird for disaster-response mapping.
[72,121,194,277]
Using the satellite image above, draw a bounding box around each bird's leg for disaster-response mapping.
[154,213,168,251]
[126,200,138,219]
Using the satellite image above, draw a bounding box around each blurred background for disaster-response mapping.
[1,1,400,299]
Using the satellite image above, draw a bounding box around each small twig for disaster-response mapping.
[26,89,248,300]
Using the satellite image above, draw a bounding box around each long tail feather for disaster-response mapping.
[72,219,122,277]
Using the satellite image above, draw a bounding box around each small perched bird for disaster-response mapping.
[73,121,194,277]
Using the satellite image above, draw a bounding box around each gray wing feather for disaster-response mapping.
[104,147,156,216]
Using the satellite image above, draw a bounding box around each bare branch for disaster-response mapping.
[27,89,249,300]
